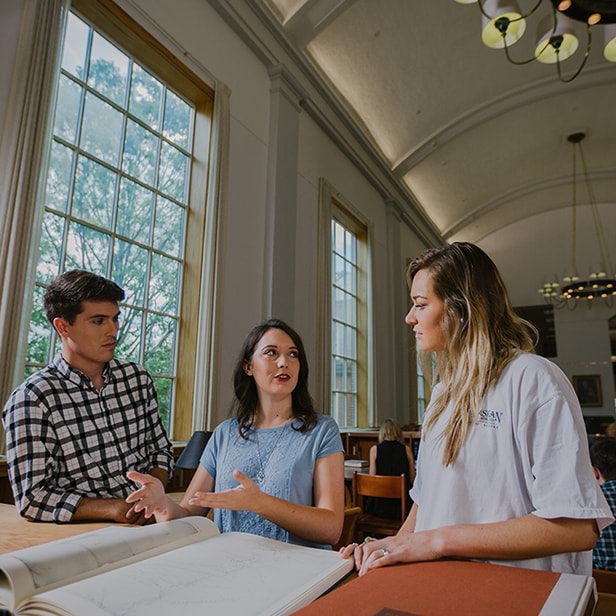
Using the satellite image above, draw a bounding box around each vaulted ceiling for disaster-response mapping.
[259,0,616,307]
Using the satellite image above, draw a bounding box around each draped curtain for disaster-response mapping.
[0,0,69,454]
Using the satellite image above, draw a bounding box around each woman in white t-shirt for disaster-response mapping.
[342,242,613,575]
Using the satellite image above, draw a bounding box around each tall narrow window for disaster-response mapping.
[330,205,369,428]
[24,2,213,439]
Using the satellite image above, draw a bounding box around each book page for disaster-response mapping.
[0,516,219,612]
[28,532,353,616]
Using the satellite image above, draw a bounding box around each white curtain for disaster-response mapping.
[191,81,231,432]
[0,0,69,452]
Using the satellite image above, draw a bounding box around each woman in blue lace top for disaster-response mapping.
[127,319,345,548]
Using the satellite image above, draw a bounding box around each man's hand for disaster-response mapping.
[126,471,169,519]
[73,497,149,525]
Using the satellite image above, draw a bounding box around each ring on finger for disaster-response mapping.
[381,548,389,557]
[363,536,376,544]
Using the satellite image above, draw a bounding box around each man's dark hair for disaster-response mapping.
[44,270,125,325]
[590,438,616,482]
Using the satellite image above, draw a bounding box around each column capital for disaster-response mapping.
[268,64,307,111]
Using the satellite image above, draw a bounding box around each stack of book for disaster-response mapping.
[344,459,369,479]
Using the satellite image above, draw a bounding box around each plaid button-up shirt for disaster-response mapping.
[2,356,174,522]
[594,479,616,571]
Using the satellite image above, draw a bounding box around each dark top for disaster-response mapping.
[366,440,412,519]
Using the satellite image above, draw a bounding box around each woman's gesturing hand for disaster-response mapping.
[187,469,264,512]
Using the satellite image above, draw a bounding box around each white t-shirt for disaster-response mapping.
[410,353,613,575]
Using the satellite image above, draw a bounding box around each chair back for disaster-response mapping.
[352,472,407,521]
[332,506,362,551]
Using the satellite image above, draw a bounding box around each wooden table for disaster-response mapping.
[0,493,186,554]
[0,503,115,554]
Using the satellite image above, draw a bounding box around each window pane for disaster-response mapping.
[153,197,184,258]
[345,228,356,262]
[26,285,52,364]
[144,314,176,374]
[333,287,356,326]
[72,155,116,229]
[347,360,357,393]
[149,253,180,315]
[122,119,158,185]
[345,259,357,295]
[333,321,356,360]
[153,377,173,433]
[80,92,123,165]
[158,142,188,203]
[61,13,89,80]
[53,75,82,143]
[346,393,357,425]
[65,222,110,274]
[112,239,148,307]
[116,178,154,242]
[163,90,192,149]
[333,356,345,391]
[333,254,346,289]
[45,141,74,213]
[116,305,143,362]
[129,65,163,130]
[332,392,345,424]
[87,32,129,107]
[36,212,65,284]
[333,220,345,254]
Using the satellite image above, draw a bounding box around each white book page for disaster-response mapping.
[33,533,353,616]
[0,516,219,612]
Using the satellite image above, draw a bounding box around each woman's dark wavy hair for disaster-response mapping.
[231,319,317,438]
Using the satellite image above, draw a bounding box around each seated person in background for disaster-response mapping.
[590,438,616,571]
[127,319,345,548]
[2,270,174,524]
[606,422,616,439]
[342,243,613,576]
[366,418,415,518]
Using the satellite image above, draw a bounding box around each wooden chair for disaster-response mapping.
[593,568,616,594]
[352,472,407,541]
[332,507,362,551]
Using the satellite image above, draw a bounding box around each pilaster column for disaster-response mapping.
[262,65,306,322]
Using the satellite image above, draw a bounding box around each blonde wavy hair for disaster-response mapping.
[379,418,404,444]
[407,242,536,466]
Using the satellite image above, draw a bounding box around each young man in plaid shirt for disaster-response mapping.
[2,270,174,523]
[591,438,616,570]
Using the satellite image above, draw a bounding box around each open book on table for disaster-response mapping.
[0,516,353,616]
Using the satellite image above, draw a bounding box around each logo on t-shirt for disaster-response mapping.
[476,409,503,429]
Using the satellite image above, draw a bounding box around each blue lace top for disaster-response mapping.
[200,413,342,548]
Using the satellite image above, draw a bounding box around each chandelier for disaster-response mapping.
[454,1,616,82]
[539,132,615,308]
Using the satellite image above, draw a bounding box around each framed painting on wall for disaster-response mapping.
[572,374,603,407]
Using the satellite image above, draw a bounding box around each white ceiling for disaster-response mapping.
[260,0,616,307]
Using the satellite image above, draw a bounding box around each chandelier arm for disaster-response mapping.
[578,144,614,274]
[502,37,544,64]
[502,4,557,65]
[555,26,592,83]
[571,142,577,276]
[477,0,543,23]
